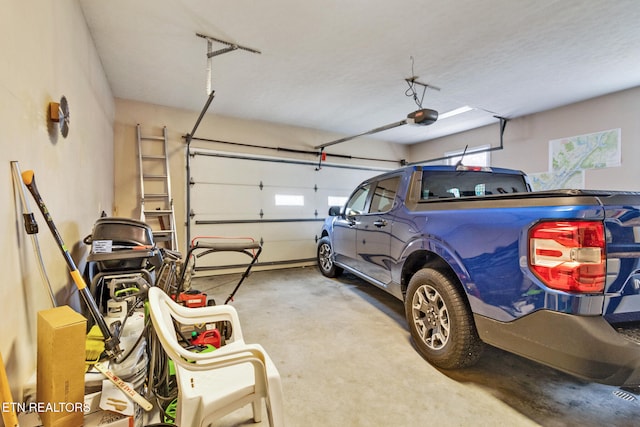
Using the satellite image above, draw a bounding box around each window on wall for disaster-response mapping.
[445,145,490,167]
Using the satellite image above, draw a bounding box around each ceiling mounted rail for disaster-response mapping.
[314,73,441,150]
[314,107,438,150]
[314,120,408,150]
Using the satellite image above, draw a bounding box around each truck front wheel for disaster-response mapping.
[405,268,483,369]
[317,237,343,278]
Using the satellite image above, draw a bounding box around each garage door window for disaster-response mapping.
[328,196,348,207]
[275,194,304,206]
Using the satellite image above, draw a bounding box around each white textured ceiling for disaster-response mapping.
[79,0,640,145]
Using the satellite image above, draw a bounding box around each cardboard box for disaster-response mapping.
[37,305,87,427]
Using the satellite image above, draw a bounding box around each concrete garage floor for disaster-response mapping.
[193,267,639,427]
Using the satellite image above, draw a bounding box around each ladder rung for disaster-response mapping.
[145,210,173,215]
[153,230,175,235]
[143,174,168,179]
[142,155,166,160]
[142,136,165,141]
[143,193,169,198]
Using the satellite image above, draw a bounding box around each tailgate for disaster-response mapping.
[603,194,640,323]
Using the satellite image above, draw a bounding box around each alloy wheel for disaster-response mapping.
[411,284,450,350]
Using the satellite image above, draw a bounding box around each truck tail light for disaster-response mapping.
[528,220,605,293]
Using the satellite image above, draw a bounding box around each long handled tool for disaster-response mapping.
[21,170,121,358]
[10,161,56,307]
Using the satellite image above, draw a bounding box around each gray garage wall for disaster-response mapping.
[409,86,640,191]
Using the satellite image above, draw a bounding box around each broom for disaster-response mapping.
[85,325,106,371]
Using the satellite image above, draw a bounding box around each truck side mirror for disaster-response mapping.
[328,206,342,216]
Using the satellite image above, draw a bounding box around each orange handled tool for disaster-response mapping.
[21,170,121,358]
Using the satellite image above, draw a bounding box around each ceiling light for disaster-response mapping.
[439,105,474,120]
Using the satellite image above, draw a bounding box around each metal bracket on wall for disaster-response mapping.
[196,33,261,94]
[406,115,509,166]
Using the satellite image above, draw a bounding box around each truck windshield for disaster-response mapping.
[421,170,529,200]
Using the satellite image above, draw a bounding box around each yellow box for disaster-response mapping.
[37,306,87,427]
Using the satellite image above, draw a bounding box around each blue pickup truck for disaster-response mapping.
[317,164,640,386]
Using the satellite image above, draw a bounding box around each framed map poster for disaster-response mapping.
[529,128,621,191]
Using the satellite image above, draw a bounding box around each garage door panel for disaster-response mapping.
[260,186,317,219]
[189,224,264,273]
[193,185,321,220]
[192,154,266,185]
[192,184,262,212]
[192,184,262,218]
[190,223,264,241]
[192,222,320,240]
[314,188,352,213]
[259,221,322,240]
[189,149,388,273]
[191,221,320,271]
[259,239,315,262]
[314,166,378,190]
[260,162,316,187]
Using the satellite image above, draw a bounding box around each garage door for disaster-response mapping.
[188,149,388,274]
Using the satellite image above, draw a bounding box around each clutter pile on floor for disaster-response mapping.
[9,173,283,427]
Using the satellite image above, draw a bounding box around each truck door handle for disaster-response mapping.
[374,219,387,228]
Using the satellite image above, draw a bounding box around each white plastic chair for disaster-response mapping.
[147,287,284,426]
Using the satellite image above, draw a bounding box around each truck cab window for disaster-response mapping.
[421,170,528,200]
[370,176,400,213]
[345,184,371,215]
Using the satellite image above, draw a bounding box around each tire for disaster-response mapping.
[317,236,343,278]
[405,268,483,369]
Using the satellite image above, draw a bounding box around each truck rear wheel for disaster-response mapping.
[317,237,343,278]
[405,268,483,369]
